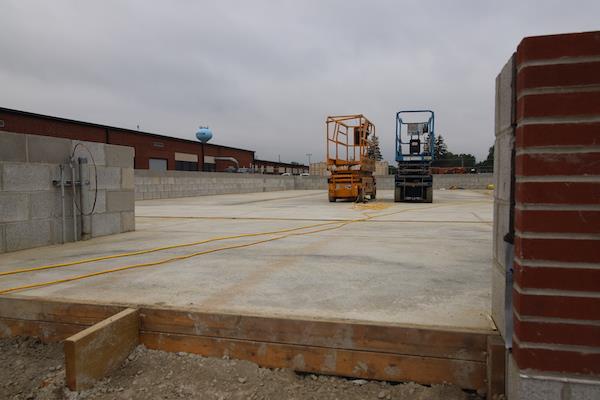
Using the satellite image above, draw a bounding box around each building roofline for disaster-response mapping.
[0,106,255,154]
[254,158,308,168]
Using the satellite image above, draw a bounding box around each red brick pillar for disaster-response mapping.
[510,31,600,394]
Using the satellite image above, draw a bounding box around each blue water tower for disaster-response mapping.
[196,126,213,143]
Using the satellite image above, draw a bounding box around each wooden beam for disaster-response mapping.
[141,331,486,390]
[0,296,493,391]
[486,335,506,399]
[0,317,84,342]
[64,308,139,391]
[141,308,489,362]
[0,296,123,325]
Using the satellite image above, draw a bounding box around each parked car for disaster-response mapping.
[300,173,310,176]
[281,172,291,176]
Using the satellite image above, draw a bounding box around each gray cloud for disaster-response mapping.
[1,1,599,163]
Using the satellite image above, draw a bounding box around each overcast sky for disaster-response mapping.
[1,1,598,164]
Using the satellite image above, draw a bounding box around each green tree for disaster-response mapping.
[434,135,448,160]
[367,134,383,161]
[476,145,494,169]
[456,153,476,167]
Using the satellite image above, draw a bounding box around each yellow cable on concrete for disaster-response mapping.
[0,222,352,295]
[0,202,449,294]
[0,220,341,277]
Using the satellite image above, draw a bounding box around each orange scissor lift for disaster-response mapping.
[326,115,376,202]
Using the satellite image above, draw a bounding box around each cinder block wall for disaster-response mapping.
[494,31,600,399]
[492,55,516,343]
[135,171,493,199]
[0,132,135,253]
[134,170,296,200]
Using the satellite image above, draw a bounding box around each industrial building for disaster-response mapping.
[0,107,308,174]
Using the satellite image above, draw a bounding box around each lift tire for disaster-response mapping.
[425,187,433,203]
[328,196,336,202]
[394,188,402,202]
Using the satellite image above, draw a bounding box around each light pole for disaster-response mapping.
[305,153,312,175]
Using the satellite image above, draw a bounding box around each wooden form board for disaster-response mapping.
[487,335,506,398]
[64,308,139,391]
[0,295,497,391]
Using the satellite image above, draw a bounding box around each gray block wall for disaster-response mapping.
[135,171,494,200]
[492,55,516,341]
[0,132,135,253]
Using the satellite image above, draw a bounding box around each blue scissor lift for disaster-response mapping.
[394,110,435,203]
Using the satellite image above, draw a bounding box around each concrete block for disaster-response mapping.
[0,131,27,162]
[121,168,134,189]
[495,54,515,135]
[121,211,135,232]
[2,163,51,191]
[494,200,511,264]
[91,166,121,190]
[494,132,514,203]
[5,219,53,251]
[105,144,134,168]
[29,191,63,220]
[491,262,506,340]
[91,212,121,237]
[0,193,29,222]
[27,134,72,164]
[106,190,134,212]
[72,140,106,166]
[0,225,5,253]
[77,186,105,215]
[52,216,79,243]
[507,354,600,400]
[93,190,107,213]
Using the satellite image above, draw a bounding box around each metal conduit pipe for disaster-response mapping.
[70,158,78,242]
[59,164,66,244]
[79,157,92,240]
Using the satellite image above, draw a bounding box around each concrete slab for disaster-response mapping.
[0,190,494,331]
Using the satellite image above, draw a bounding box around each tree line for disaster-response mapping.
[365,133,493,170]
[433,135,493,169]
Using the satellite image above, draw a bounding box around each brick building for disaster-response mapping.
[253,159,308,175]
[493,31,600,398]
[0,107,307,174]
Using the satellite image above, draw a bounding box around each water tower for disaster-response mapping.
[196,126,213,143]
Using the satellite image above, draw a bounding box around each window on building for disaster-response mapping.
[149,158,168,171]
[203,163,216,172]
[175,160,198,171]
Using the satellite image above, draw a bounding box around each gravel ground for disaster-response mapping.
[1,337,483,400]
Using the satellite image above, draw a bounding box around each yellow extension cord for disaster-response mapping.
[0,201,465,295]
[0,220,341,277]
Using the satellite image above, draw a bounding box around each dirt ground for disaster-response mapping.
[1,337,483,400]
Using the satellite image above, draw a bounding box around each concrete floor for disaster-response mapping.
[0,190,494,330]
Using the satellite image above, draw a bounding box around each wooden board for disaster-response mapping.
[141,331,486,390]
[0,296,493,391]
[141,308,489,361]
[487,335,506,398]
[64,308,139,391]
[0,296,123,325]
[0,317,84,342]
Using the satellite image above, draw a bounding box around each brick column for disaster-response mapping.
[508,31,600,397]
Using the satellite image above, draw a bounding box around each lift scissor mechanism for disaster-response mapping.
[326,114,377,203]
